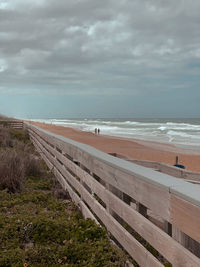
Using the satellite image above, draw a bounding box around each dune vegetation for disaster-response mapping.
[0,127,130,266]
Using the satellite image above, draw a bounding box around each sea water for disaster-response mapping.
[30,118,200,150]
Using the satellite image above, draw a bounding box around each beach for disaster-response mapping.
[28,121,200,172]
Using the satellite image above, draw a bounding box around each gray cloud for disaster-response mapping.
[0,0,200,98]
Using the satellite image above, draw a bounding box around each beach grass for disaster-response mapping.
[0,127,130,266]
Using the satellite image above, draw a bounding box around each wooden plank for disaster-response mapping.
[29,125,200,215]
[49,156,162,266]
[87,157,170,220]
[28,126,171,221]
[60,156,200,266]
[32,140,53,170]
[29,131,58,166]
[31,132,99,224]
[31,134,162,266]
[30,134,53,165]
[110,191,200,266]
[170,194,200,243]
[30,126,75,156]
[30,125,200,241]
[53,169,99,224]
[30,140,52,170]
[27,124,200,266]
[110,156,200,186]
[113,156,200,182]
[32,124,200,221]
[30,134,58,175]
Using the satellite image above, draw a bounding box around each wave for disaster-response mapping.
[167,130,200,139]
[30,118,200,146]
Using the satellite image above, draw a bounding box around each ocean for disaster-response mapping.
[31,118,200,150]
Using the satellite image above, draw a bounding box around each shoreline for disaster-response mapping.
[27,121,200,172]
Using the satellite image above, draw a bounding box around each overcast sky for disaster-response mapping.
[0,0,200,118]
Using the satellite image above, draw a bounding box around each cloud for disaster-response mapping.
[0,0,200,98]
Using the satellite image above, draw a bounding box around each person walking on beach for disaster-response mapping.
[94,128,97,134]
[98,128,100,135]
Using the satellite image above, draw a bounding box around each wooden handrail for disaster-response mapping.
[25,122,200,266]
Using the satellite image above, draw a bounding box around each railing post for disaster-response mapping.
[172,226,200,257]
[105,182,112,214]
[164,221,172,236]
[172,226,187,246]
[136,202,147,217]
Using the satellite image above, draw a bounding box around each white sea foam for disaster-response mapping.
[167,130,200,139]
[158,126,167,131]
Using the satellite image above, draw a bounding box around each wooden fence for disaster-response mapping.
[25,123,200,267]
[0,120,23,129]
[109,153,200,184]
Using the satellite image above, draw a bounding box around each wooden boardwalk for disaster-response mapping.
[25,122,200,267]
[109,153,200,184]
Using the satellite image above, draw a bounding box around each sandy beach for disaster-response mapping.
[29,121,200,172]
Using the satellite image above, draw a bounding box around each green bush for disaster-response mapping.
[10,129,30,144]
[25,176,52,190]
[0,127,130,266]
[0,189,127,266]
[0,128,30,149]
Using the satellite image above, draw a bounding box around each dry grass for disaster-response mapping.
[24,154,42,177]
[0,128,14,148]
[0,127,41,193]
[0,149,25,193]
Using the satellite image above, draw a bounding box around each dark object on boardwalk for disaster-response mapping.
[174,164,185,169]
[173,156,185,169]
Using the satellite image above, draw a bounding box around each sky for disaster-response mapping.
[0,0,200,119]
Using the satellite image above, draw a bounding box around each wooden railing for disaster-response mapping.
[109,153,200,183]
[25,123,200,267]
[0,120,23,129]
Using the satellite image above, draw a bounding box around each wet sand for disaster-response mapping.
[29,121,200,172]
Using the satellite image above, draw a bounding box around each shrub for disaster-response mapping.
[0,127,43,193]
[25,155,42,177]
[0,128,13,148]
[0,188,128,267]
[0,149,25,193]
[0,128,31,149]
[10,129,30,144]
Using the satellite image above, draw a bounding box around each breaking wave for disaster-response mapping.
[30,118,200,148]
